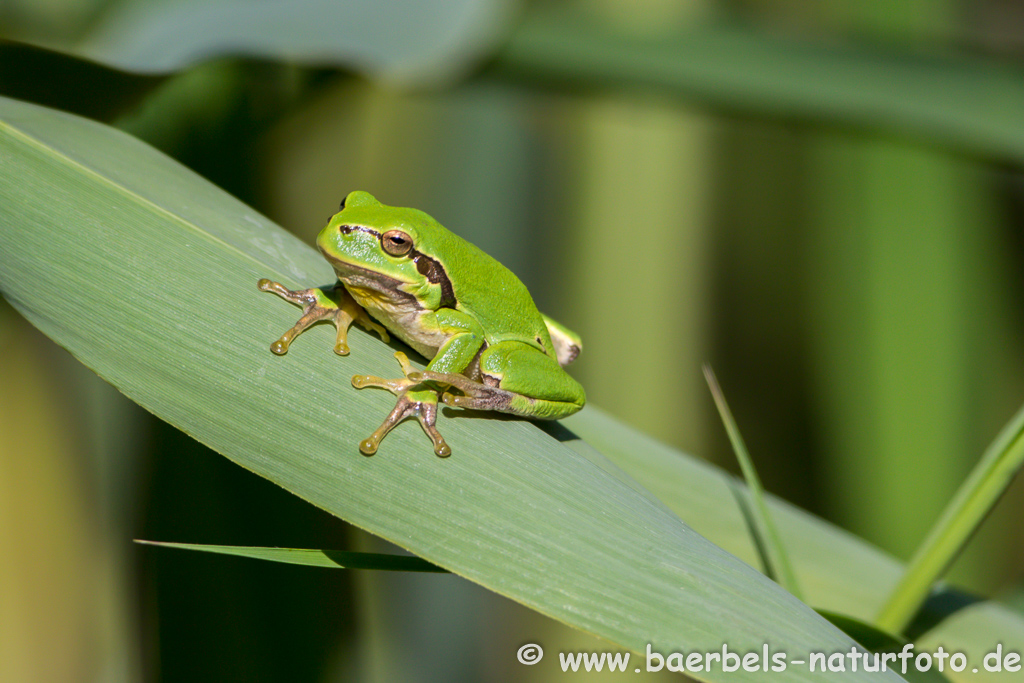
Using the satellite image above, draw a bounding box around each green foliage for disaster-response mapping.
[0,95,902,683]
[3,2,1024,681]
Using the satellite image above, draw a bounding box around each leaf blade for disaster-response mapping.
[704,364,802,600]
[875,403,1024,634]
[134,541,449,572]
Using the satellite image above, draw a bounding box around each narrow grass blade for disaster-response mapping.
[875,402,1024,635]
[704,365,802,600]
[135,541,448,572]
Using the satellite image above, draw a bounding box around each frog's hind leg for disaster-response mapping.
[415,342,585,420]
[410,368,510,410]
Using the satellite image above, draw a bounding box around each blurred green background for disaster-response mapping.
[2,0,1024,681]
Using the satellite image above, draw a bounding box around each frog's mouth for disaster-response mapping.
[321,255,418,305]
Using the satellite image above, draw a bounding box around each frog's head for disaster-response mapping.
[316,191,455,310]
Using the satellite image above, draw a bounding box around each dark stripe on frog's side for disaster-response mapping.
[412,252,456,309]
[340,224,457,309]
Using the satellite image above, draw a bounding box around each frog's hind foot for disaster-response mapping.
[358,394,450,458]
[352,352,451,458]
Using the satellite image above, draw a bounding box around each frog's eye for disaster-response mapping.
[381,230,413,256]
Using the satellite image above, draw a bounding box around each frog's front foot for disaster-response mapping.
[258,279,388,355]
[352,352,451,458]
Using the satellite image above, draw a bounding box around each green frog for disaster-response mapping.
[258,191,584,458]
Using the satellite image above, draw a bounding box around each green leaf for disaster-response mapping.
[876,402,1024,634]
[3,0,514,82]
[0,95,904,683]
[564,409,1024,683]
[703,364,802,600]
[134,541,448,572]
[495,7,1024,166]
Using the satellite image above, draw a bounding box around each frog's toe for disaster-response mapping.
[432,439,452,458]
[258,279,312,306]
[362,318,390,345]
[351,352,426,394]
[266,308,333,355]
[352,374,417,394]
[257,278,283,294]
[440,391,468,408]
[358,435,381,456]
[419,405,451,457]
[270,337,291,355]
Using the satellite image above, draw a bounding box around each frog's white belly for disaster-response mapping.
[347,287,449,359]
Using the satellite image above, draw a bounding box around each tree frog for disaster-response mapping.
[258,191,585,458]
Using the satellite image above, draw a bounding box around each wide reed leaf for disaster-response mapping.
[0,95,902,683]
[2,0,513,82]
